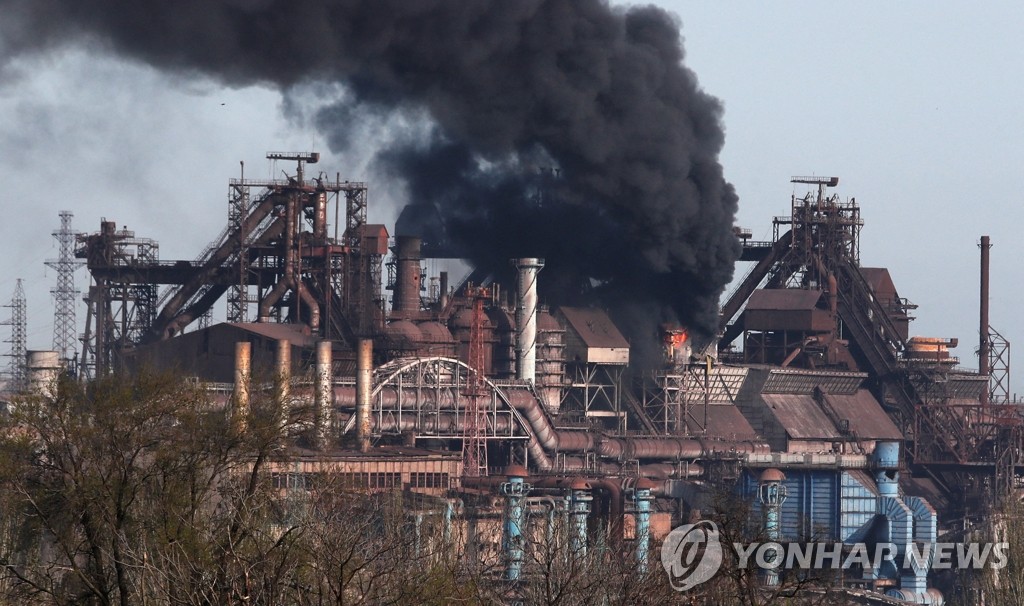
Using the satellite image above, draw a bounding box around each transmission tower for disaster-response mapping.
[2,280,27,392]
[46,211,83,364]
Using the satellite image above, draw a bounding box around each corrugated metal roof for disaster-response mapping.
[687,404,759,440]
[761,388,901,441]
[762,393,842,439]
[761,368,866,395]
[557,307,629,349]
[226,322,317,347]
[746,288,822,311]
[821,390,903,440]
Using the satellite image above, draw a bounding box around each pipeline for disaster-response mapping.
[258,195,320,331]
[334,382,764,471]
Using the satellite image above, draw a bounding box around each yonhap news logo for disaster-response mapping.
[660,522,1008,592]
[660,521,724,591]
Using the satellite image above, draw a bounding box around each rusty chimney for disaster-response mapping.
[314,340,333,449]
[233,341,252,432]
[980,235,991,405]
[513,258,545,384]
[275,339,291,428]
[356,339,374,452]
[393,236,423,315]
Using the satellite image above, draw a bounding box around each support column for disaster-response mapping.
[314,340,333,449]
[633,478,655,573]
[757,469,787,587]
[569,479,592,558]
[501,465,531,582]
[356,338,373,452]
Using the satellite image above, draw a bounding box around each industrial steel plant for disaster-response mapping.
[3,154,1014,604]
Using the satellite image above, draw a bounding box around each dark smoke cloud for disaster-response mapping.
[0,0,740,358]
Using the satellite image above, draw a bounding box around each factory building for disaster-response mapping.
[38,156,1016,603]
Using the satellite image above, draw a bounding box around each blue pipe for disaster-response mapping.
[501,467,530,582]
[634,483,653,573]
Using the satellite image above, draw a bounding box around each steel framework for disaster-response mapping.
[462,286,490,477]
[2,279,26,392]
[720,177,1024,507]
[46,211,83,364]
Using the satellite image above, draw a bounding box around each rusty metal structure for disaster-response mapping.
[77,152,388,374]
[69,158,1020,601]
[719,177,1022,509]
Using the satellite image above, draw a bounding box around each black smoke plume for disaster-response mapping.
[1,0,740,361]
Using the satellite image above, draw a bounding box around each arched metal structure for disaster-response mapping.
[365,356,532,445]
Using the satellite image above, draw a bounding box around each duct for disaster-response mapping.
[335,382,762,468]
[513,258,544,384]
[154,190,282,339]
[258,196,297,321]
[164,216,287,336]
[356,339,373,452]
[254,195,320,331]
[295,279,321,332]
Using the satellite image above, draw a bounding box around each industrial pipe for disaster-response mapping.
[501,465,530,582]
[569,479,592,557]
[333,383,763,467]
[633,478,655,574]
[980,235,991,405]
[356,339,373,452]
[757,468,787,587]
[513,258,545,384]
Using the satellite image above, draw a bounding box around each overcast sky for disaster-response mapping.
[1,2,1021,395]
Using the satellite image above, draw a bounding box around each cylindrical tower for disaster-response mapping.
[393,236,423,315]
[513,258,545,384]
[356,339,373,452]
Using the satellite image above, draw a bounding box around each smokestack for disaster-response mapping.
[233,341,251,432]
[275,339,291,428]
[513,258,545,384]
[980,235,991,405]
[7,1,741,350]
[26,350,60,399]
[393,235,422,316]
[356,339,374,452]
[314,340,333,449]
[439,271,449,309]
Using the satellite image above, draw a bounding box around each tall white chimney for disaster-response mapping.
[513,258,545,384]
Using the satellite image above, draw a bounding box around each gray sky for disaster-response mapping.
[1,2,1020,395]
